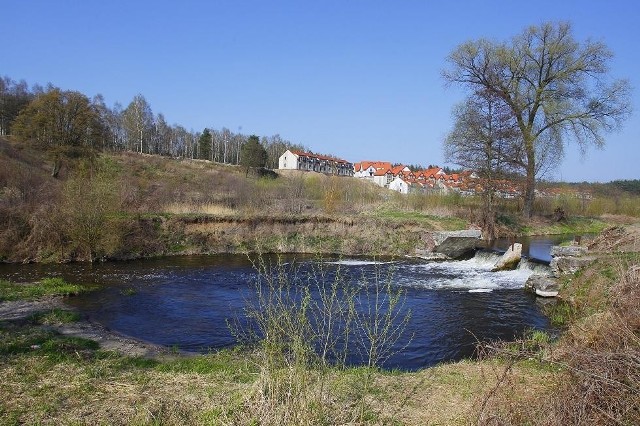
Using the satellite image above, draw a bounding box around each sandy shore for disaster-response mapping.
[0,297,174,358]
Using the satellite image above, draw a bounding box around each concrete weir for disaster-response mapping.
[419,229,482,259]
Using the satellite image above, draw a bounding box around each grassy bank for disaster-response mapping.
[0,303,548,425]
[0,278,93,302]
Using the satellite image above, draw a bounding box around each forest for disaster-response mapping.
[0,75,305,170]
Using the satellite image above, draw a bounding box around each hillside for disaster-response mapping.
[0,138,470,263]
[2,137,638,263]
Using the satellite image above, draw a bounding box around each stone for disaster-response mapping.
[550,255,596,277]
[413,249,451,261]
[550,245,588,258]
[427,229,482,259]
[525,275,559,297]
[492,243,522,271]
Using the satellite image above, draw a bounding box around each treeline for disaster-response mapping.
[610,179,640,196]
[0,75,305,169]
[549,180,640,197]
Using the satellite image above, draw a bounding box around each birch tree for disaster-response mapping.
[122,94,153,154]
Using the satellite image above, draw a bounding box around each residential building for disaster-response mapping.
[278,149,354,176]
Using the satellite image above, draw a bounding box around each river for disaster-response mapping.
[0,238,563,370]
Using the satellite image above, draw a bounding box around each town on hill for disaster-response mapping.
[277,148,575,200]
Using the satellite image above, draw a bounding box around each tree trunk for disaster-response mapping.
[522,135,536,218]
[523,162,536,218]
[51,160,61,178]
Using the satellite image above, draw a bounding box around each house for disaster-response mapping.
[278,150,354,176]
[353,161,393,178]
[388,176,410,194]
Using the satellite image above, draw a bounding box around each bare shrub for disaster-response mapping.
[473,258,640,426]
[229,255,412,424]
[62,172,123,261]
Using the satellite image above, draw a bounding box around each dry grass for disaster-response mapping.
[471,244,640,425]
[162,202,237,216]
[0,341,544,425]
[0,358,248,425]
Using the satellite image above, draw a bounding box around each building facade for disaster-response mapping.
[278,150,354,176]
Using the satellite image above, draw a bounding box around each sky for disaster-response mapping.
[2,0,639,182]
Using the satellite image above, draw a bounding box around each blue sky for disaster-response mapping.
[2,0,639,182]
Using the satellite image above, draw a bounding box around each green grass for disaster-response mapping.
[157,349,256,382]
[544,300,577,327]
[0,277,94,302]
[520,216,608,236]
[0,324,97,361]
[371,210,467,230]
[29,308,81,325]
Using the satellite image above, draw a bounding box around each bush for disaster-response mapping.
[229,255,411,424]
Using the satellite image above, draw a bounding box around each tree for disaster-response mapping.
[198,128,212,160]
[443,21,631,217]
[154,113,173,156]
[0,76,33,136]
[122,94,153,154]
[444,90,519,239]
[240,135,267,176]
[13,88,104,177]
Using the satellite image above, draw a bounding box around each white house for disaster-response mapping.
[388,176,409,194]
[353,161,392,179]
[278,149,354,176]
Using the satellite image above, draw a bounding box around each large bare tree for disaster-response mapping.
[122,94,154,154]
[443,22,631,217]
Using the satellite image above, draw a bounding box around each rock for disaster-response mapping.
[427,229,482,259]
[492,243,522,271]
[550,255,596,277]
[550,245,588,258]
[549,244,592,278]
[413,249,450,261]
[525,275,559,297]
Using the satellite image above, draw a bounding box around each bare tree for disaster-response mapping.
[444,21,632,217]
[445,90,520,239]
[122,94,154,154]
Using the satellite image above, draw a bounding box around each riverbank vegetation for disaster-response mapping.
[0,278,93,302]
[1,228,638,424]
[2,136,639,263]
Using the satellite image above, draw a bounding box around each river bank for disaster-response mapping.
[0,297,172,358]
[2,209,619,264]
[1,224,638,424]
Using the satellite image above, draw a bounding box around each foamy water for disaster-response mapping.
[396,251,550,291]
[326,259,394,266]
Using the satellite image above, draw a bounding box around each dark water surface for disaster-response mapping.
[1,248,557,370]
[487,234,586,263]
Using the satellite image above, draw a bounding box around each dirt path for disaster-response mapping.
[0,297,173,358]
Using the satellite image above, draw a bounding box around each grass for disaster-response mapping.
[161,202,237,216]
[29,308,81,325]
[519,216,609,236]
[0,277,93,302]
[371,209,468,230]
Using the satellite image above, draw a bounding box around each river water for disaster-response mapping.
[0,240,562,370]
